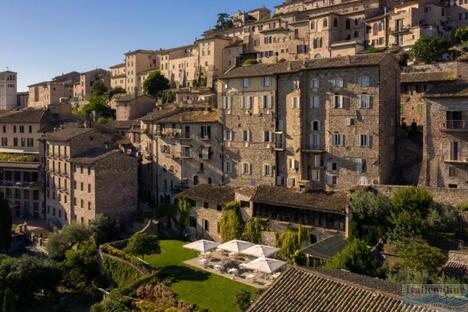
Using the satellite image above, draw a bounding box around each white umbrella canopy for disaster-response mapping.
[218,240,255,253]
[241,257,286,274]
[242,245,280,258]
[183,240,220,253]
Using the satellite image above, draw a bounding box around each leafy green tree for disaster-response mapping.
[349,190,391,245]
[459,202,468,212]
[2,288,16,312]
[0,194,12,250]
[62,240,99,291]
[108,87,126,99]
[409,36,451,63]
[276,227,308,263]
[243,217,267,244]
[391,186,433,216]
[236,289,251,312]
[177,198,191,235]
[425,203,459,234]
[324,239,384,278]
[393,239,446,283]
[220,202,245,242]
[47,224,91,260]
[388,210,427,242]
[89,214,121,245]
[91,80,108,97]
[124,232,160,260]
[214,13,234,30]
[454,26,468,43]
[90,289,135,312]
[161,90,175,104]
[0,256,62,308]
[143,71,170,97]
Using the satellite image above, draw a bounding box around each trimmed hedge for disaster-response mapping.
[101,253,144,288]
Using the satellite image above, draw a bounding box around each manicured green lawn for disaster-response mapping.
[146,240,257,312]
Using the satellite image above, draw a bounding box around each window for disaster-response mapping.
[358,134,372,147]
[263,164,273,177]
[358,94,372,109]
[310,78,320,89]
[201,125,211,139]
[355,158,367,173]
[242,130,251,142]
[224,129,233,141]
[19,126,24,133]
[244,96,253,109]
[224,161,233,173]
[203,202,209,208]
[216,205,222,211]
[346,117,356,126]
[333,95,344,108]
[293,79,300,89]
[311,120,320,131]
[262,131,273,142]
[332,133,345,146]
[242,78,250,88]
[309,95,320,108]
[263,76,272,87]
[331,78,344,88]
[261,95,273,109]
[189,216,196,228]
[358,75,370,87]
[203,219,209,231]
[242,162,252,175]
[292,96,300,108]
[222,96,232,109]
[311,169,320,182]
[289,158,298,170]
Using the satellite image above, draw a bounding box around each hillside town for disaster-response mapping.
[1,0,468,311]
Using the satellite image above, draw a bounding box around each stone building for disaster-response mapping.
[218,53,400,191]
[72,68,111,104]
[28,72,80,108]
[0,107,78,219]
[43,124,138,225]
[124,50,159,95]
[138,105,222,205]
[0,71,17,111]
[110,63,127,90]
[179,183,349,244]
[421,83,468,189]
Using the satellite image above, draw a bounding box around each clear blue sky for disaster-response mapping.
[0,0,281,91]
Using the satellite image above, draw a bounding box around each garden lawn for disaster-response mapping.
[146,240,257,312]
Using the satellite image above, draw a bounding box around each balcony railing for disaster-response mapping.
[445,120,466,130]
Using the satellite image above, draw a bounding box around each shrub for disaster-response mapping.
[243,217,268,243]
[236,289,251,312]
[124,232,160,260]
[409,36,451,63]
[391,186,433,216]
[276,226,308,263]
[47,224,91,260]
[243,59,258,65]
[454,26,468,43]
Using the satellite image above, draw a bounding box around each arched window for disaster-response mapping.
[323,18,328,27]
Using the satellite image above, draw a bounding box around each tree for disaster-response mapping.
[388,210,427,242]
[89,214,121,245]
[324,239,384,278]
[454,26,468,43]
[161,90,175,104]
[391,186,433,216]
[276,227,308,263]
[124,232,160,260]
[2,288,16,312]
[0,194,12,250]
[62,240,100,291]
[143,71,170,97]
[47,224,91,260]
[220,202,244,242]
[236,289,251,312]
[214,13,233,30]
[243,217,267,244]
[409,36,451,63]
[349,190,391,245]
[177,198,191,236]
[108,87,126,99]
[394,239,446,283]
[91,80,108,97]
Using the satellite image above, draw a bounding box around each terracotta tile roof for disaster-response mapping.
[252,185,348,214]
[0,108,46,124]
[401,71,458,83]
[177,184,235,204]
[156,109,219,124]
[109,63,125,69]
[443,250,468,280]
[140,106,181,122]
[220,53,389,79]
[43,126,96,142]
[72,148,122,165]
[248,266,438,312]
[425,83,468,98]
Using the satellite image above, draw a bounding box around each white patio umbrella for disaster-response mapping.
[218,240,255,253]
[240,257,286,274]
[183,240,220,253]
[242,245,280,258]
